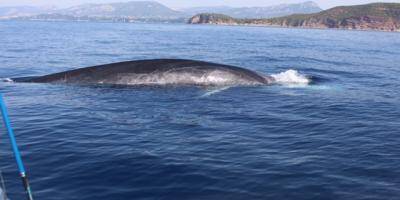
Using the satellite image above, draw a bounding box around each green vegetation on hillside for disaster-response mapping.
[189,3,400,31]
[269,3,400,25]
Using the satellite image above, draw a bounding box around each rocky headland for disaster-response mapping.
[188,3,400,32]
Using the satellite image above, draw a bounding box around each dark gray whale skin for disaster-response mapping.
[13,59,273,86]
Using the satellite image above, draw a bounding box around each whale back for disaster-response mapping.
[14,59,272,86]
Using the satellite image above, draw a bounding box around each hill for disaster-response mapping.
[181,1,322,19]
[0,1,322,22]
[188,3,400,32]
[188,13,238,25]
[57,1,184,19]
[3,1,187,22]
[0,6,54,18]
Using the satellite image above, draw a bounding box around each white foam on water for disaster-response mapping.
[201,86,231,97]
[305,85,333,90]
[0,187,8,200]
[0,78,13,83]
[271,69,311,87]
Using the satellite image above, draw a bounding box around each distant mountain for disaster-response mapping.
[0,1,322,22]
[181,1,322,19]
[57,1,184,19]
[0,1,185,20]
[188,3,400,32]
[0,6,54,18]
[180,6,232,16]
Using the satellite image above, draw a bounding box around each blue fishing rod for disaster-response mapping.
[0,94,34,200]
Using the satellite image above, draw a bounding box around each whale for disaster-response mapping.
[12,59,275,86]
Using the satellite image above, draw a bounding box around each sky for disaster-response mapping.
[0,0,399,9]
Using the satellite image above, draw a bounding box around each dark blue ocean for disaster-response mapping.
[0,21,399,200]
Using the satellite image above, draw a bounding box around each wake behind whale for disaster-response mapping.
[10,59,310,86]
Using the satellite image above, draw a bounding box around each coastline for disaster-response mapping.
[1,19,399,33]
[188,22,400,33]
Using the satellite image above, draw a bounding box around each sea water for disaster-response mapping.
[0,21,399,200]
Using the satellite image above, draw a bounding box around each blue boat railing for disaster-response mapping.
[0,94,34,200]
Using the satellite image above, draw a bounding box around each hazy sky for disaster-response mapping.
[1,0,399,9]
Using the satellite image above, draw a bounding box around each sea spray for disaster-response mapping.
[0,78,14,83]
[271,70,311,86]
